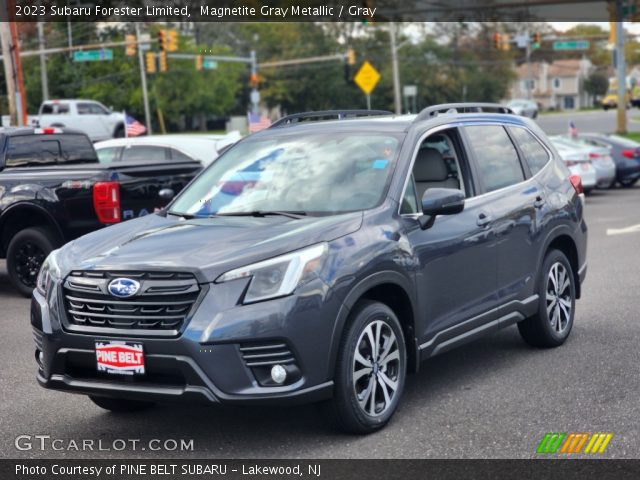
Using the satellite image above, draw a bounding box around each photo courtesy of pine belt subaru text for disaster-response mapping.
[32,104,588,434]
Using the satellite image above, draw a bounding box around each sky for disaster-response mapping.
[551,22,640,34]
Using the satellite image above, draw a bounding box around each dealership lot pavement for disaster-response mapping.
[1,187,639,459]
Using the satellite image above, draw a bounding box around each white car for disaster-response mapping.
[35,99,125,142]
[551,136,617,189]
[94,132,242,167]
[550,138,597,193]
[506,99,539,119]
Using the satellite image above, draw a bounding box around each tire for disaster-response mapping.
[114,125,125,138]
[583,187,593,195]
[89,395,156,413]
[518,249,576,348]
[322,300,407,434]
[6,227,57,297]
[619,178,638,188]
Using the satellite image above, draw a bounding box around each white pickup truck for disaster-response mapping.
[35,99,126,142]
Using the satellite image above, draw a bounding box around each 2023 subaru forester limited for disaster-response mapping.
[32,104,587,434]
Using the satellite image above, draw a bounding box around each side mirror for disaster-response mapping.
[418,188,465,229]
[158,188,175,200]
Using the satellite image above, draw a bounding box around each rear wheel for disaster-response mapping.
[89,395,156,412]
[323,300,406,434]
[620,178,638,188]
[114,125,125,138]
[518,249,575,348]
[6,227,57,297]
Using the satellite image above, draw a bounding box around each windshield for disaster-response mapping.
[169,131,402,216]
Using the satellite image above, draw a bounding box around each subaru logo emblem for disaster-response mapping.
[108,278,140,298]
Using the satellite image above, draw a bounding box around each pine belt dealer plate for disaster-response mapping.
[95,341,145,375]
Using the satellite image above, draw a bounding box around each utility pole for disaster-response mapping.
[0,22,17,126]
[135,23,152,135]
[37,21,49,101]
[615,3,626,134]
[525,29,533,100]
[389,22,402,114]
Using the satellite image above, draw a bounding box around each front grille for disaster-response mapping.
[63,271,200,335]
[239,341,295,367]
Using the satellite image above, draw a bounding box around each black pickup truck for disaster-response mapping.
[0,127,202,296]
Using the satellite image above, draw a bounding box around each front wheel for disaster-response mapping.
[518,249,576,348]
[619,178,638,188]
[323,300,406,434]
[89,396,156,412]
[6,227,57,297]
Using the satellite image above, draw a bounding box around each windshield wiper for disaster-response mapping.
[216,210,307,219]
[166,211,201,220]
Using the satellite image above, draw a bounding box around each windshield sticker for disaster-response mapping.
[372,159,389,169]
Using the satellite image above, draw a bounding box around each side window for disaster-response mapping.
[89,103,109,115]
[465,125,524,193]
[509,127,550,175]
[77,103,91,115]
[96,147,121,164]
[170,148,195,162]
[121,146,168,162]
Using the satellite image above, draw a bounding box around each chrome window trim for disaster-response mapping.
[398,120,555,216]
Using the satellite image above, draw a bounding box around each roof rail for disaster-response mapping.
[414,103,514,122]
[270,109,393,128]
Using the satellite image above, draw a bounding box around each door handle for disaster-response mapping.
[534,195,546,209]
[477,212,492,227]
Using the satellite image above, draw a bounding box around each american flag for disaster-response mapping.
[248,112,271,133]
[568,120,578,138]
[125,114,147,137]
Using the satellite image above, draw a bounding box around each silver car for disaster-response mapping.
[550,138,597,193]
[507,99,539,119]
[552,136,617,189]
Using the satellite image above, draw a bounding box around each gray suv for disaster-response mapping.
[32,104,587,434]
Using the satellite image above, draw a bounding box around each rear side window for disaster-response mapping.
[57,134,98,163]
[96,147,121,164]
[40,103,69,115]
[121,146,168,162]
[465,125,524,193]
[509,127,550,175]
[171,148,195,162]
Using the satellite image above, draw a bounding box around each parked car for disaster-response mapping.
[95,132,241,167]
[32,104,587,434]
[549,137,597,193]
[601,89,630,111]
[567,133,640,188]
[35,99,126,142]
[0,127,202,296]
[506,99,539,119]
[551,136,616,189]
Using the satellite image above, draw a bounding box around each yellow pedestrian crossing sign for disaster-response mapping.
[354,61,380,95]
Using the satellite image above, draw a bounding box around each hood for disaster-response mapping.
[58,212,363,282]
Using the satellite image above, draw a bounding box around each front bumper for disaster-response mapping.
[31,276,338,406]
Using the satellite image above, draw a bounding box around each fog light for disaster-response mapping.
[271,364,287,384]
[35,349,43,368]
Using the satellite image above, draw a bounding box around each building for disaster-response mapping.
[510,58,593,110]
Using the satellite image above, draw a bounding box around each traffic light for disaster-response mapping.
[609,21,617,45]
[493,32,502,49]
[145,52,156,73]
[249,73,259,88]
[167,30,178,52]
[159,51,167,72]
[158,30,167,51]
[347,48,356,65]
[532,32,541,49]
[195,55,203,71]
[501,34,510,51]
[125,34,136,56]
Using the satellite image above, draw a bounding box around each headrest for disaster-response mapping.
[414,148,448,182]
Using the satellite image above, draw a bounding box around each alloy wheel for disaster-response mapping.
[353,319,401,417]
[546,262,572,334]
[13,242,46,288]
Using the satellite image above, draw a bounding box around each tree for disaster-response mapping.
[583,71,609,99]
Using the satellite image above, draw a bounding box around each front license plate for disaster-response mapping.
[96,341,145,376]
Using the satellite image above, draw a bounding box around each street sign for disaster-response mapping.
[203,59,218,70]
[139,34,151,51]
[73,49,113,62]
[354,61,380,95]
[553,40,590,51]
[403,85,417,97]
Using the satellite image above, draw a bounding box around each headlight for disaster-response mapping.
[36,250,61,297]
[216,243,327,303]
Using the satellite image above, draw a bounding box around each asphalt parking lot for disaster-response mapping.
[1,186,639,460]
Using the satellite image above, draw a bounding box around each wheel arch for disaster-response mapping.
[0,203,64,258]
[541,230,581,299]
[328,271,420,379]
